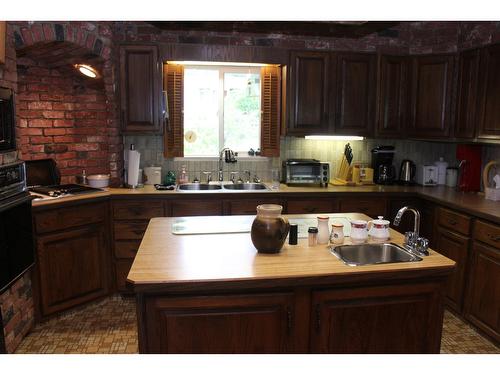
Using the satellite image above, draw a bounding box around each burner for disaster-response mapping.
[29,184,102,197]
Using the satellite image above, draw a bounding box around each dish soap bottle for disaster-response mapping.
[179,165,189,184]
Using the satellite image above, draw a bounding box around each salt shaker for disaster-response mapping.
[308,227,318,246]
[317,216,330,244]
[329,223,344,245]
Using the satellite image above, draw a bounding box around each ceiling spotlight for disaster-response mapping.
[74,64,99,79]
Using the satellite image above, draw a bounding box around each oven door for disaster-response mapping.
[0,192,34,293]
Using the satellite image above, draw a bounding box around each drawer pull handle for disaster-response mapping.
[315,304,321,333]
[448,219,458,226]
[286,307,292,334]
[488,234,500,242]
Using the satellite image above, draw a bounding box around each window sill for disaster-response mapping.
[174,155,271,162]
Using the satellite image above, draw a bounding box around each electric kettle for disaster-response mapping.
[399,159,416,184]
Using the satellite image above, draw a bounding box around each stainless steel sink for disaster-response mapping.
[177,183,222,191]
[330,243,422,266]
[222,183,269,190]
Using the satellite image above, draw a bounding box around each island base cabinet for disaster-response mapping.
[310,283,445,353]
[142,293,294,353]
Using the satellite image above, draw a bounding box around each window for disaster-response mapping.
[183,65,261,157]
[164,62,281,158]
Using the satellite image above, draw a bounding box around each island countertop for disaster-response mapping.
[127,213,455,292]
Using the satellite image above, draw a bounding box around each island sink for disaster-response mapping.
[331,243,422,266]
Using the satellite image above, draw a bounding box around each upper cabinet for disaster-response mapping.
[288,51,332,135]
[455,49,480,139]
[334,53,376,136]
[408,55,455,138]
[287,51,376,136]
[476,44,500,139]
[119,45,162,134]
[377,55,410,138]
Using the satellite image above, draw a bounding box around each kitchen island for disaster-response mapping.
[127,213,455,354]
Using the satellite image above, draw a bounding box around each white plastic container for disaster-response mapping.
[434,157,448,185]
[317,216,330,245]
[144,166,162,185]
[87,174,110,188]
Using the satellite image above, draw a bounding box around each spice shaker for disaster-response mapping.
[289,224,298,245]
[308,227,318,246]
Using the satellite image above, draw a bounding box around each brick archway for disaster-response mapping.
[9,22,123,186]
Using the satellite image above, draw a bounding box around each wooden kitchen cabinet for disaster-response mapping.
[333,52,376,136]
[171,199,223,217]
[288,51,332,135]
[144,293,294,353]
[286,198,339,214]
[338,197,386,218]
[409,55,455,138]
[119,45,162,134]
[455,49,480,139]
[476,43,500,139]
[310,282,445,353]
[225,198,284,215]
[377,55,410,138]
[464,220,500,343]
[36,222,110,317]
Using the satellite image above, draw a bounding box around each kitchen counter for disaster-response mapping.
[128,213,454,354]
[31,183,500,224]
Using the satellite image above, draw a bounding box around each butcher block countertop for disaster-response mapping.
[31,183,500,224]
[127,213,455,292]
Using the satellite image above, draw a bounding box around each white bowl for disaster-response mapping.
[87,174,110,188]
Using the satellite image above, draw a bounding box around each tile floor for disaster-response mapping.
[14,294,499,354]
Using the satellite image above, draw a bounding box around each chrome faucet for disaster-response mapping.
[218,148,237,182]
[393,206,429,256]
[244,170,251,183]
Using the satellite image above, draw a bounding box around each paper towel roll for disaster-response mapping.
[127,149,141,187]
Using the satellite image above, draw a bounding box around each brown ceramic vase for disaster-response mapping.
[251,204,290,254]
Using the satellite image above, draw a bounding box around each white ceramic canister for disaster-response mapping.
[350,220,368,244]
[329,222,345,245]
[317,215,330,245]
[434,157,448,185]
[445,167,458,187]
[368,216,390,242]
[144,166,162,185]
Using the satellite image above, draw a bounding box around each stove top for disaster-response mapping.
[29,184,102,198]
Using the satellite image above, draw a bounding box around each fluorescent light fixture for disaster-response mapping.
[167,61,274,67]
[74,64,99,78]
[305,135,365,141]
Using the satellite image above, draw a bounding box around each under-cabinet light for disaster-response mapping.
[305,135,365,141]
[74,64,99,79]
[166,61,274,67]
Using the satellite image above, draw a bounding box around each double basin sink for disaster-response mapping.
[177,182,269,192]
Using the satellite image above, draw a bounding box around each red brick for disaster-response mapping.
[17,92,40,101]
[28,101,52,110]
[18,110,44,119]
[29,119,53,128]
[42,23,54,41]
[39,93,65,101]
[19,128,43,136]
[43,128,66,136]
[72,143,99,151]
[43,110,65,119]
[52,136,74,143]
[30,136,53,144]
[52,102,74,111]
[53,119,74,127]
[27,83,49,92]
[20,27,33,46]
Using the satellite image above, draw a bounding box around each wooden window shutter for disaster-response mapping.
[260,66,281,157]
[163,64,184,158]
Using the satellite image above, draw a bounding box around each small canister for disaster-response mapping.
[308,227,318,246]
[329,223,345,245]
[289,224,298,245]
[445,167,458,188]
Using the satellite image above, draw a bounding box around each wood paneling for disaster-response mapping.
[455,49,480,138]
[474,220,500,249]
[163,63,184,157]
[35,202,106,234]
[377,55,409,137]
[260,65,281,157]
[114,240,141,259]
[171,199,223,217]
[115,259,134,292]
[477,44,500,139]
[288,51,331,135]
[409,55,454,138]
[334,53,376,135]
[113,221,149,240]
[144,293,294,353]
[119,45,161,133]
[310,283,444,353]
[286,199,338,214]
[112,200,164,220]
[338,197,386,218]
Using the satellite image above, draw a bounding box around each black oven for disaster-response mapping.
[0,161,34,293]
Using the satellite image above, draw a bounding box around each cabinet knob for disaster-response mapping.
[488,233,500,242]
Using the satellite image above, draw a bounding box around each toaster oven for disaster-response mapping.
[282,159,330,187]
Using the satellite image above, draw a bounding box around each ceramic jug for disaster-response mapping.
[368,216,390,242]
[251,204,290,254]
[350,220,368,244]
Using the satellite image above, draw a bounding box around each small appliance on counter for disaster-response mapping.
[434,157,448,185]
[144,166,162,185]
[351,165,374,185]
[371,146,396,185]
[416,165,439,186]
[282,159,330,187]
[398,159,416,185]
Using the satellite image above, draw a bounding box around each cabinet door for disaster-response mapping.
[377,55,410,138]
[338,197,386,218]
[409,55,454,138]
[455,49,480,138]
[225,199,284,215]
[171,199,223,217]
[465,242,500,343]
[36,225,110,316]
[477,44,500,139]
[286,199,338,214]
[310,283,444,353]
[434,226,469,313]
[288,51,331,135]
[334,53,376,136]
[144,293,294,353]
[119,45,162,133]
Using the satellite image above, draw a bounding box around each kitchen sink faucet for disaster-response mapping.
[218,148,237,182]
[393,206,429,256]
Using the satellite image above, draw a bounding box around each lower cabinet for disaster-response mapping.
[310,283,444,353]
[171,199,223,216]
[286,198,338,214]
[144,293,294,353]
[338,196,387,218]
[225,198,284,215]
[36,223,110,316]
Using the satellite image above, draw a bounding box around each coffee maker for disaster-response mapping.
[371,146,396,184]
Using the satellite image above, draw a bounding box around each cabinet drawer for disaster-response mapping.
[338,198,386,218]
[474,220,500,249]
[287,199,336,214]
[437,207,471,236]
[115,259,134,292]
[114,221,149,240]
[171,200,223,217]
[113,200,164,220]
[35,202,106,234]
[114,240,141,259]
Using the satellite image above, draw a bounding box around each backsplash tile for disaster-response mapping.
[124,135,466,184]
